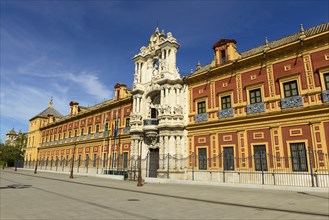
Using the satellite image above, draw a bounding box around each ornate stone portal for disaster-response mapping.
[130,27,188,179]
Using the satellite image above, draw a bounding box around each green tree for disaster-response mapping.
[0,133,27,168]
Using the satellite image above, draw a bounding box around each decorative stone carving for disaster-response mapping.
[167,32,176,42]
[173,106,183,115]
[144,132,159,146]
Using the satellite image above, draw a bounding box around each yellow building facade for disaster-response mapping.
[26,83,132,175]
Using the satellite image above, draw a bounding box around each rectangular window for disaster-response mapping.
[80,128,84,136]
[93,154,97,167]
[290,143,308,172]
[58,134,61,140]
[74,130,77,137]
[103,153,106,167]
[65,155,69,166]
[104,122,108,131]
[249,88,262,104]
[123,152,128,169]
[223,147,234,170]
[254,145,268,171]
[68,132,71,138]
[78,155,81,166]
[197,101,206,114]
[96,124,100,133]
[283,80,298,97]
[85,154,89,167]
[63,132,66,138]
[198,148,207,170]
[221,95,231,109]
[151,108,157,118]
[324,73,329,90]
[125,118,130,127]
[88,127,91,134]
[221,50,226,64]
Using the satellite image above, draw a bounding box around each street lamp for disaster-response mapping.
[34,148,39,174]
[137,139,143,187]
[70,142,77,178]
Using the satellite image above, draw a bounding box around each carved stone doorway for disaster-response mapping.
[149,148,159,178]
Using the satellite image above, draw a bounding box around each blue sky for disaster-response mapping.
[1,0,328,142]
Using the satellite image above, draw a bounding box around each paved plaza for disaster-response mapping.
[1,169,328,219]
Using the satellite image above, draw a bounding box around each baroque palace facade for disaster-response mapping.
[25,23,329,186]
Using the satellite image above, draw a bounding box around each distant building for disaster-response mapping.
[25,98,63,161]
[5,128,18,146]
[25,23,329,185]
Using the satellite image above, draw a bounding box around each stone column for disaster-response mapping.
[176,135,181,170]
[164,135,168,170]
[176,88,181,106]
[165,87,169,105]
[133,98,136,113]
[159,135,164,169]
[136,97,140,113]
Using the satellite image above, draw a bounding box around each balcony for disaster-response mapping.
[218,108,234,119]
[322,90,329,103]
[194,112,208,123]
[143,119,159,126]
[143,119,159,132]
[78,135,84,141]
[94,132,100,138]
[123,127,130,134]
[103,130,109,137]
[281,95,303,109]
[247,102,265,115]
[86,134,91,140]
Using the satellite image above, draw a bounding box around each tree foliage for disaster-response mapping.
[0,133,27,167]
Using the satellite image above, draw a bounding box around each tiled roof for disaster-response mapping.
[7,128,17,135]
[240,22,329,58]
[192,22,329,75]
[31,107,63,120]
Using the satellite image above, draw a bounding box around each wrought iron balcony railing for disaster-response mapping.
[218,108,234,119]
[103,130,109,137]
[123,127,130,133]
[281,95,303,109]
[194,112,208,123]
[143,119,159,126]
[322,90,329,103]
[247,102,265,115]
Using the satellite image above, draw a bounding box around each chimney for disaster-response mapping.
[70,101,79,115]
[48,114,54,124]
[212,39,240,66]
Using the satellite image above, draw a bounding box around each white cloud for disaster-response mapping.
[65,71,113,101]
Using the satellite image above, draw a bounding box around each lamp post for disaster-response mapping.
[137,139,143,187]
[70,142,77,178]
[34,148,39,174]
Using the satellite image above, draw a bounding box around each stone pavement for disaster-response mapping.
[1,169,328,219]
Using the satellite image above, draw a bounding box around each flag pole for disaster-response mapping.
[100,113,106,174]
[113,110,119,172]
